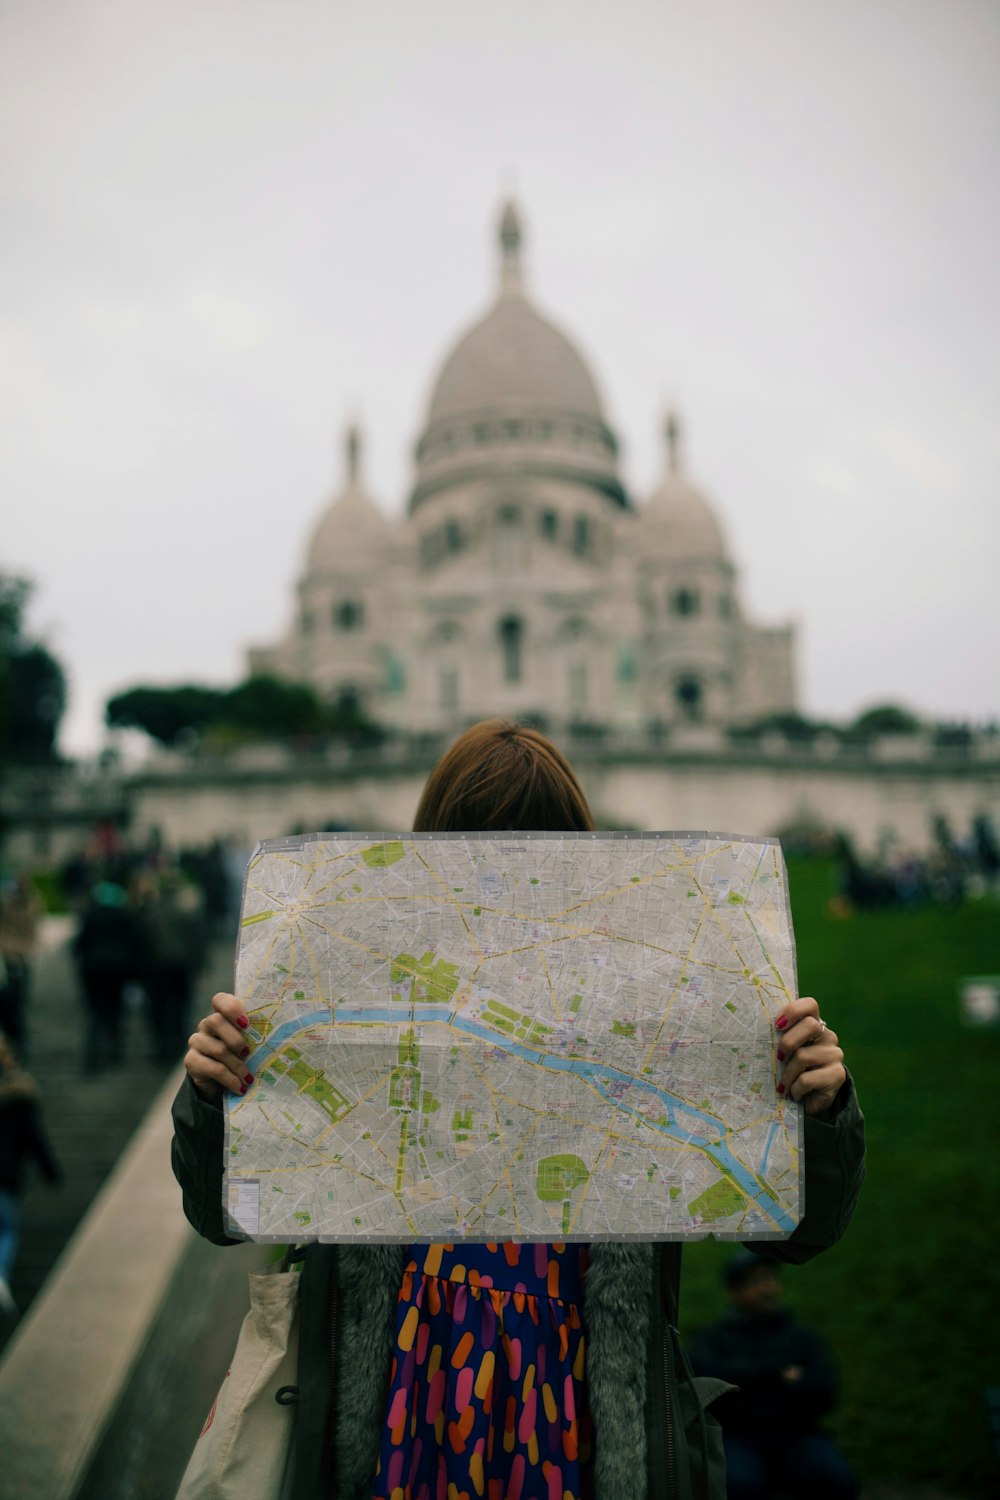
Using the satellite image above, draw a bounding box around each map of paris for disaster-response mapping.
[224,832,803,1242]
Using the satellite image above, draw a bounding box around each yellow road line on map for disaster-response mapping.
[638,902,711,1070]
[291,921,326,1005]
[310,1070,398,1144]
[410,843,487,964]
[248,1104,389,1189]
[244,921,284,991]
[395,1115,413,1192]
[537,950,562,1021]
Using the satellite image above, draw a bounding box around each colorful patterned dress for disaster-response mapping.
[372,1241,594,1500]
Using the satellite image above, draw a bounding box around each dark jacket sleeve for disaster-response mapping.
[753,1073,866,1265]
[26,1104,62,1185]
[170,1074,244,1246]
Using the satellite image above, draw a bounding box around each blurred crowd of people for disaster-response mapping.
[832,813,1000,912]
[1,826,243,1074]
[0,828,243,1316]
[62,828,242,1071]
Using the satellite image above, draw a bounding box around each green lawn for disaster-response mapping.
[678,857,1000,1497]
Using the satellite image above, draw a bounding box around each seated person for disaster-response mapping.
[690,1251,858,1500]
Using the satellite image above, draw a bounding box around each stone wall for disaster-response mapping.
[126,744,1000,856]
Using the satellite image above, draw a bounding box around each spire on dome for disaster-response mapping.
[345,423,361,484]
[664,409,683,475]
[498,200,523,290]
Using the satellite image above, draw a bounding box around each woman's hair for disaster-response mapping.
[413,720,595,834]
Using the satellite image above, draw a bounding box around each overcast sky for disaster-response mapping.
[3,0,998,755]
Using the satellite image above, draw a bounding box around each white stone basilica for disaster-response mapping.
[249,203,797,737]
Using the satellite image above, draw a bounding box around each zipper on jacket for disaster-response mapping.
[663,1315,676,1497]
[648,1244,676,1500]
[328,1281,339,1497]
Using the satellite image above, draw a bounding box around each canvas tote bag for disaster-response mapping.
[176,1265,299,1500]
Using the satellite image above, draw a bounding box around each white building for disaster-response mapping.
[250,203,797,737]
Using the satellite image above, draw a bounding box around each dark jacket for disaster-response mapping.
[689,1307,838,1435]
[0,1071,62,1195]
[72,904,140,977]
[171,1076,865,1500]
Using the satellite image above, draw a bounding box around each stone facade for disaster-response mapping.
[249,204,797,736]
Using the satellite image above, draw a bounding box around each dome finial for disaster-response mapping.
[664,409,682,474]
[498,199,523,290]
[346,422,361,483]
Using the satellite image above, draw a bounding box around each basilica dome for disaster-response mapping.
[306,426,390,576]
[411,203,626,511]
[427,206,604,424]
[641,414,727,558]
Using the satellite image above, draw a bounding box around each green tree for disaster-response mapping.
[0,573,67,763]
[223,676,327,736]
[851,703,921,736]
[105,684,225,746]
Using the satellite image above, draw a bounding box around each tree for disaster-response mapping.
[105,684,226,746]
[223,676,327,737]
[0,573,67,763]
[105,674,334,746]
[851,703,922,736]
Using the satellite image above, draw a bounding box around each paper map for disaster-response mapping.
[224,832,803,1243]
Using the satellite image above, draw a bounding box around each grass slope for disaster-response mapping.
[678,857,1000,1497]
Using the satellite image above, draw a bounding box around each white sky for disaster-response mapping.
[2,0,999,755]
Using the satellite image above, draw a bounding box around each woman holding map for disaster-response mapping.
[172,718,866,1500]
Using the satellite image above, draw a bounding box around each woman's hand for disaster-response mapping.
[184,991,254,1103]
[775,996,846,1118]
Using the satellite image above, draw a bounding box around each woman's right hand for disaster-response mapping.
[184,991,255,1103]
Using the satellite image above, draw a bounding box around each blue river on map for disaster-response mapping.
[245,1005,795,1231]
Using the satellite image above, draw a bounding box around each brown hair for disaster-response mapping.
[413,720,595,834]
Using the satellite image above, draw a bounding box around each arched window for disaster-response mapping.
[498,617,523,684]
[496,505,524,571]
[670,588,700,617]
[675,676,703,721]
[445,519,463,554]
[334,599,364,631]
[573,516,590,555]
[539,509,558,540]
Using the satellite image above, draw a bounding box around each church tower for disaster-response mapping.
[399,201,633,733]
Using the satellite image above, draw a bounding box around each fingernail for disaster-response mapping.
[777,1083,786,1095]
[244,1073,254,1085]
[240,1084,248,1095]
[237,1014,249,1029]
[239,1046,251,1059]
[776,1049,786,1062]
[776,1016,788,1031]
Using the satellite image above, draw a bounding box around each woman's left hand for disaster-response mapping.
[775,996,846,1118]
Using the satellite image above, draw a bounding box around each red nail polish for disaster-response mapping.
[244,1073,254,1085]
[776,1049,786,1062]
[777,1083,786,1095]
[240,1046,250,1059]
[237,1014,249,1029]
[776,1016,788,1031]
[240,1084,247,1095]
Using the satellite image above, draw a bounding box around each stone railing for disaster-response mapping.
[129,725,1000,782]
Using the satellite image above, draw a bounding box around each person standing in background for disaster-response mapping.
[0,1028,62,1319]
[0,873,42,1060]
